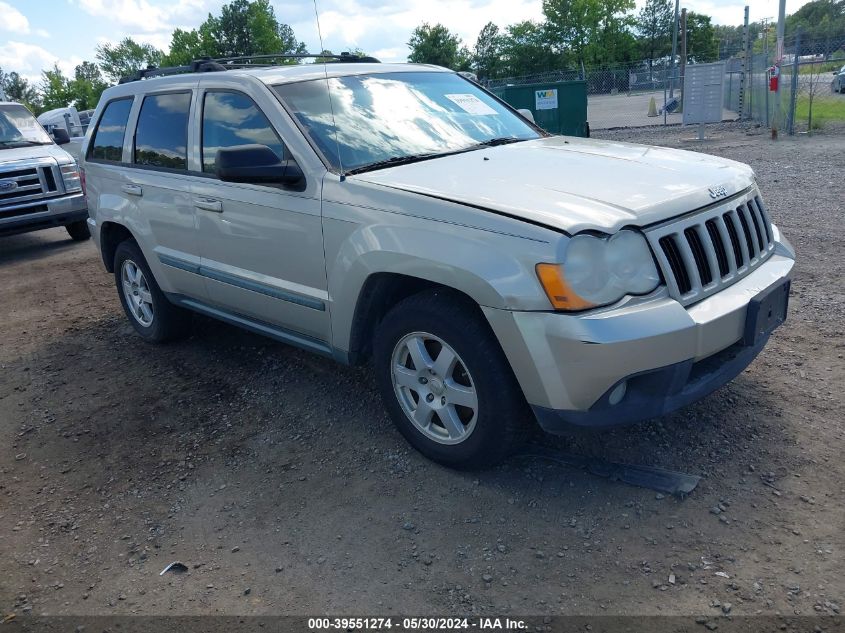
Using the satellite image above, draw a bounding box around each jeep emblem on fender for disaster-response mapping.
[0,179,18,192]
[708,186,728,199]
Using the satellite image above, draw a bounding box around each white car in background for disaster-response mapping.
[832,65,845,93]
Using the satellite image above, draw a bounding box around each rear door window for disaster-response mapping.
[133,92,191,170]
[88,98,133,162]
[201,91,287,173]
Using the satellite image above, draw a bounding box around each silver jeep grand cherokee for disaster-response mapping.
[81,58,795,468]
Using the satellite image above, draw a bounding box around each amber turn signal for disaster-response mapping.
[535,263,596,311]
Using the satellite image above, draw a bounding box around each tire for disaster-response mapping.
[113,239,191,343]
[373,289,528,469]
[65,219,91,241]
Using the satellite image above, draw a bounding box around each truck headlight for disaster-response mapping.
[536,230,661,311]
[60,163,82,193]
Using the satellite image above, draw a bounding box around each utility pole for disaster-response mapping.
[739,6,750,119]
[763,18,770,127]
[680,8,687,105]
[669,0,680,98]
[773,0,786,139]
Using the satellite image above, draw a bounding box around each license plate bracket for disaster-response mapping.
[743,280,790,346]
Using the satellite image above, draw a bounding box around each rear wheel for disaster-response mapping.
[373,289,528,469]
[65,219,90,241]
[114,240,191,343]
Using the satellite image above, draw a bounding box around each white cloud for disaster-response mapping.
[74,0,220,34]
[0,1,31,33]
[289,0,544,62]
[0,41,82,85]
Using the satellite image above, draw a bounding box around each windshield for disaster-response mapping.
[0,104,54,148]
[273,72,540,173]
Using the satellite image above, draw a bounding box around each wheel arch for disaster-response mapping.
[345,272,486,365]
[99,221,136,273]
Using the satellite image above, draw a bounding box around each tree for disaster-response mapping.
[407,23,467,69]
[787,0,845,53]
[0,69,40,111]
[685,12,719,63]
[70,62,107,110]
[40,65,73,111]
[473,22,502,80]
[543,0,636,69]
[498,21,560,77]
[96,37,163,82]
[162,0,305,66]
[637,0,673,73]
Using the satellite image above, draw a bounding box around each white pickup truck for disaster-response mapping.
[0,101,89,240]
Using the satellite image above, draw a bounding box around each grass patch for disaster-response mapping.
[795,93,845,129]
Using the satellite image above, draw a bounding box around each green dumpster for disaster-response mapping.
[490,80,588,137]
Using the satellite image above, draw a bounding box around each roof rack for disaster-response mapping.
[118,51,381,84]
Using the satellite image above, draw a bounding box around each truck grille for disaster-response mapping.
[646,190,775,306]
[0,160,61,218]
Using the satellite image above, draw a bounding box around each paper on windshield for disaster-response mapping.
[445,94,497,116]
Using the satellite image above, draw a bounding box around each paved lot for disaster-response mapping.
[589,91,737,129]
[1,124,843,624]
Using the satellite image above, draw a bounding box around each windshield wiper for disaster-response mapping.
[344,138,528,176]
[345,153,441,176]
[0,140,47,148]
[472,136,525,148]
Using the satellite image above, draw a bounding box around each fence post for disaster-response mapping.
[788,30,800,135]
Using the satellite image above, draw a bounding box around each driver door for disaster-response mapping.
[192,88,330,346]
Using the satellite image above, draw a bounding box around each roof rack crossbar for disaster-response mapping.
[118,51,380,84]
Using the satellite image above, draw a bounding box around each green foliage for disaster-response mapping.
[637,0,673,66]
[96,37,163,83]
[473,22,502,79]
[498,21,559,77]
[685,12,719,63]
[787,0,845,44]
[40,65,73,111]
[0,69,40,112]
[407,23,469,70]
[71,62,107,110]
[542,0,636,67]
[164,0,306,65]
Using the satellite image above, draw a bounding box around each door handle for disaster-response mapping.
[121,184,142,196]
[194,197,223,213]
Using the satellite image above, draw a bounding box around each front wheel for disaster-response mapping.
[65,219,90,241]
[373,289,528,469]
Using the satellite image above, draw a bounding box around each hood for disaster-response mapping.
[353,136,755,234]
[0,143,73,165]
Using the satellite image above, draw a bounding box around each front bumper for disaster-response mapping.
[0,193,88,237]
[483,244,795,431]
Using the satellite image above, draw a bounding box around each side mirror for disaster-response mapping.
[52,128,71,145]
[517,108,536,124]
[215,144,304,188]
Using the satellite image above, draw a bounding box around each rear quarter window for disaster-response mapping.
[133,92,192,170]
[88,98,133,162]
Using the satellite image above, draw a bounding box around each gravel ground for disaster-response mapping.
[1,122,843,623]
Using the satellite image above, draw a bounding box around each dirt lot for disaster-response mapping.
[1,123,843,625]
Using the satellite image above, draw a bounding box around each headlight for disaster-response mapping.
[536,230,661,311]
[60,163,82,193]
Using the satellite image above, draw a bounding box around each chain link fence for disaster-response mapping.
[489,60,707,130]
[724,33,845,134]
[486,31,843,133]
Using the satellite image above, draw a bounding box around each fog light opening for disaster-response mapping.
[608,381,627,406]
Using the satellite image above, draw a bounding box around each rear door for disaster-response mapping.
[126,88,206,301]
[191,85,330,346]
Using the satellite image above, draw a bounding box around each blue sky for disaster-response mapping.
[1,0,813,83]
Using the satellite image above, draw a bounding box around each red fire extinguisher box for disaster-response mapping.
[769,66,780,91]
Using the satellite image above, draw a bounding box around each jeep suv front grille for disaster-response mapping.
[646,191,775,306]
